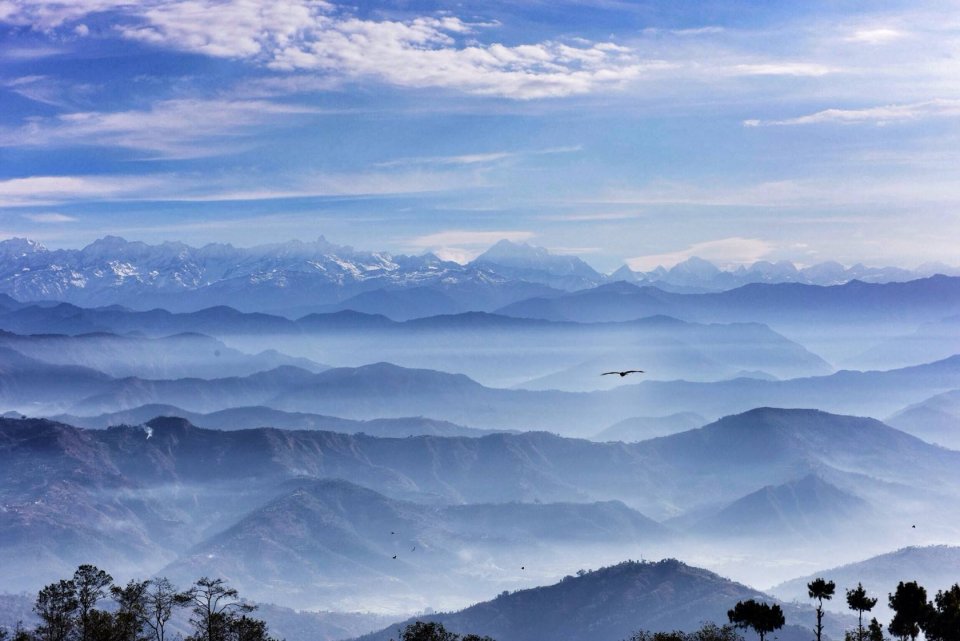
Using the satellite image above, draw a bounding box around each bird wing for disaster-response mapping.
[623,370,645,374]
[601,372,619,376]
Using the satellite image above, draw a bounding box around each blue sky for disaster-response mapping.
[1,0,959,271]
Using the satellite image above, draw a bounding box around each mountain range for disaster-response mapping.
[0,237,955,317]
[2,408,956,601]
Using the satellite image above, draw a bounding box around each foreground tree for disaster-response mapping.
[185,578,273,641]
[34,580,77,641]
[888,581,932,641]
[847,582,878,641]
[727,600,785,641]
[628,623,744,641]
[394,622,494,641]
[925,584,960,641]
[110,580,151,641]
[809,578,836,641]
[73,565,113,641]
[141,578,191,641]
[867,618,885,641]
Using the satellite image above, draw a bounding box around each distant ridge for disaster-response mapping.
[0,235,953,315]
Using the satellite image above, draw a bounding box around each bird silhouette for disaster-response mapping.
[411,546,416,551]
[601,370,644,377]
[392,555,397,559]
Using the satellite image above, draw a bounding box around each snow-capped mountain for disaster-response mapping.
[0,236,955,315]
[0,236,486,311]
[613,257,958,292]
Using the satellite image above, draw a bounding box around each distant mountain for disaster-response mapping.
[0,330,326,380]
[847,315,960,370]
[163,479,667,609]
[50,404,502,438]
[0,236,952,317]
[6,346,960,434]
[689,474,870,540]
[353,559,842,641]
[471,240,602,291]
[497,276,960,327]
[0,305,832,388]
[0,236,571,316]
[886,389,960,449]
[594,413,706,442]
[612,257,957,292]
[771,546,960,617]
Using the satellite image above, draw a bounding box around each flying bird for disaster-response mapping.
[392,555,397,559]
[601,370,645,377]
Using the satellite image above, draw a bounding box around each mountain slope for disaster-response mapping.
[886,389,960,449]
[771,546,960,616]
[690,474,870,540]
[353,559,839,641]
[163,479,667,609]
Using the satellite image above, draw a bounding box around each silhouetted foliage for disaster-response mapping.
[808,578,836,641]
[185,578,257,641]
[926,584,960,641]
[847,582,878,641]
[888,582,932,641]
[627,622,744,641]
[867,618,885,641]
[73,566,113,641]
[34,580,78,641]
[141,578,191,641]
[110,580,151,641]
[727,600,784,641]
[393,622,494,641]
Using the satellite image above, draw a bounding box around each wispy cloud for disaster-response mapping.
[1,98,320,157]
[744,99,960,127]
[375,146,581,168]
[846,28,905,44]
[21,212,77,223]
[0,175,161,207]
[627,237,773,271]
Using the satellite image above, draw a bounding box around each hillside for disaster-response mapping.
[353,559,841,641]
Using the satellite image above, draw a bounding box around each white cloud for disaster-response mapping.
[1,98,320,157]
[627,237,773,271]
[847,28,905,44]
[0,0,649,100]
[0,175,161,207]
[744,99,960,127]
[21,212,77,223]
[728,62,836,77]
[375,145,581,168]
[405,229,534,263]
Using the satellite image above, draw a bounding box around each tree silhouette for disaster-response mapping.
[888,581,932,641]
[727,600,785,641]
[394,622,495,641]
[110,579,151,641]
[141,578,191,641]
[867,618,885,641]
[399,622,460,641]
[34,580,78,641]
[808,578,836,641]
[628,623,744,641]
[185,578,255,641]
[73,565,113,641]
[925,584,960,641]
[846,582,878,641]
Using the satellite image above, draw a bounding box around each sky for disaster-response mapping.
[1,0,959,271]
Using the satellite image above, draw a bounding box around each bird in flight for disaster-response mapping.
[601,370,645,377]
